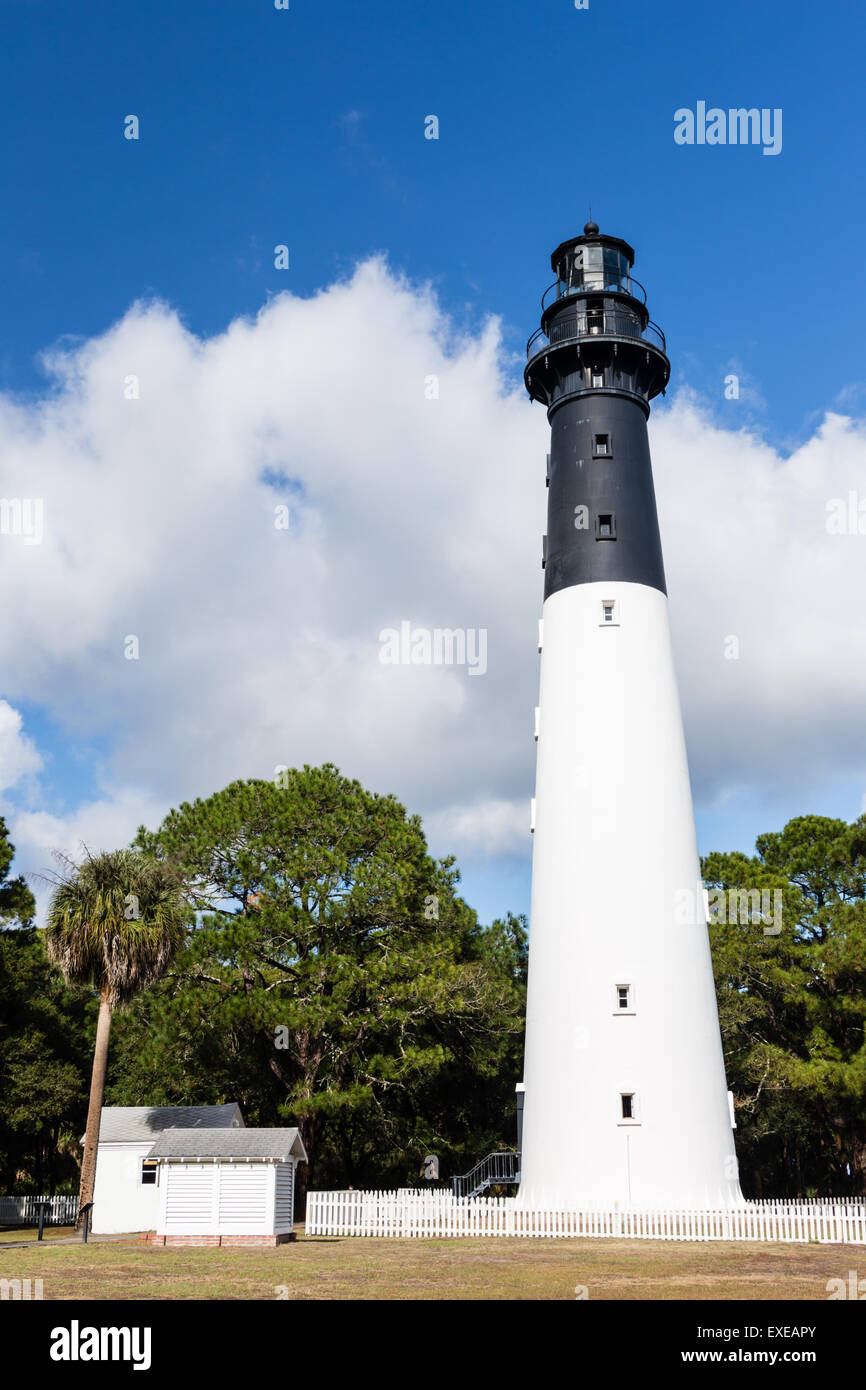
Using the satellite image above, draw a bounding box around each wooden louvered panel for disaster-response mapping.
[274,1163,294,1227]
[218,1165,268,1224]
[165,1166,215,1224]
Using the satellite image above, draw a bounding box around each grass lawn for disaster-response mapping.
[0,1228,855,1299]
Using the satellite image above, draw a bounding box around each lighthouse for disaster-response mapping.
[518,224,742,1211]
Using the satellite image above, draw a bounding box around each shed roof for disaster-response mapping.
[88,1104,244,1144]
[147,1127,307,1163]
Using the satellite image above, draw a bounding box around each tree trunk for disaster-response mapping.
[850,1132,866,1197]
[295,1114,317,1222]
[75,986,113,1230]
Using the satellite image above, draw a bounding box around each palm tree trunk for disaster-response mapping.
[75,986,113,1230]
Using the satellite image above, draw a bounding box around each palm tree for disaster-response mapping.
[44,848,187,1228]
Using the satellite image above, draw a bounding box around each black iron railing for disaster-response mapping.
[541,274,648,311]
[527,311,666,362]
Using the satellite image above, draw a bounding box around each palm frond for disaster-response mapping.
[43,847,188,1006]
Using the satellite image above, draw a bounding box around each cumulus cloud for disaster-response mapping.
[1,258,865,916]
[0,701,43,795]
[0,260,545,900]
[651,397,866,803]
[425,797,530,860]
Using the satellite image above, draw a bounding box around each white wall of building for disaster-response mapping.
[91,1143,162,1234]
[519,580,743,1211]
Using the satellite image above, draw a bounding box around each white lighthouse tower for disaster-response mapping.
[518,224,742,1211]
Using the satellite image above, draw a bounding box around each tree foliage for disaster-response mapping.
[0,820,92,1193]
[44,848,188,1006]
[115,764,526,1190]
[11,768,862,1205]
[43,847,189,1217]
[0,814,34,927]
[704,815,866,1196]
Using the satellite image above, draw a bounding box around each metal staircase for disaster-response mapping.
[451,1151,520,1199]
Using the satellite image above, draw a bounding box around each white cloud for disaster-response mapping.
[650,398,866,800]
[1,259,865,916]
[0,260,544,898]
[425,797,530,860]
[0,700,43,794]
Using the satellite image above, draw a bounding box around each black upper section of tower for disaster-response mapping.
[528,227,669,600]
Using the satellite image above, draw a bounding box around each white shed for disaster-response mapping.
[145,1127,308,1246]
[86,1104,244,1234]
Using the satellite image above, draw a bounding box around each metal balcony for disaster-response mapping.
[527,309,667,362]
[541,274,648,312]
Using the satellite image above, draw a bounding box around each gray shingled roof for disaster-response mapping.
[146,1127,307,1162]
[91,1104,244,1144]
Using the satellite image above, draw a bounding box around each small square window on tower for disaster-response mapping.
[601,599,617,625]
[591,368,604,389]
[613,982,634,1013]
[593,433,611,457]
[596,513,616,540]
[621,1093,634,1120]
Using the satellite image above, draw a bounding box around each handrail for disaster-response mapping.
[451,1150,520,1199]
[527,311,666,361]
[541,279,558,312]
[542,274,648,311]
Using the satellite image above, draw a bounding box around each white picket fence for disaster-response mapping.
[0,1194,78,1226]
[306,1190,866,1244]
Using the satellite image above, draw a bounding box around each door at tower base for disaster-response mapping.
[517,581,743,1211]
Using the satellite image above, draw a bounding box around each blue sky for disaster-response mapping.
[2,0,866,925]
[2,0,863,432]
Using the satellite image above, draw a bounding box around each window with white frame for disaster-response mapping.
[593,432,611,457]
[140,1159,158,1187]
[620,1092,639,1123]
[613,982,635,1016]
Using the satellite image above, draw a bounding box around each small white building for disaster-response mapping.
[88,1104,244,1234]
[146,1127,308,1246]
